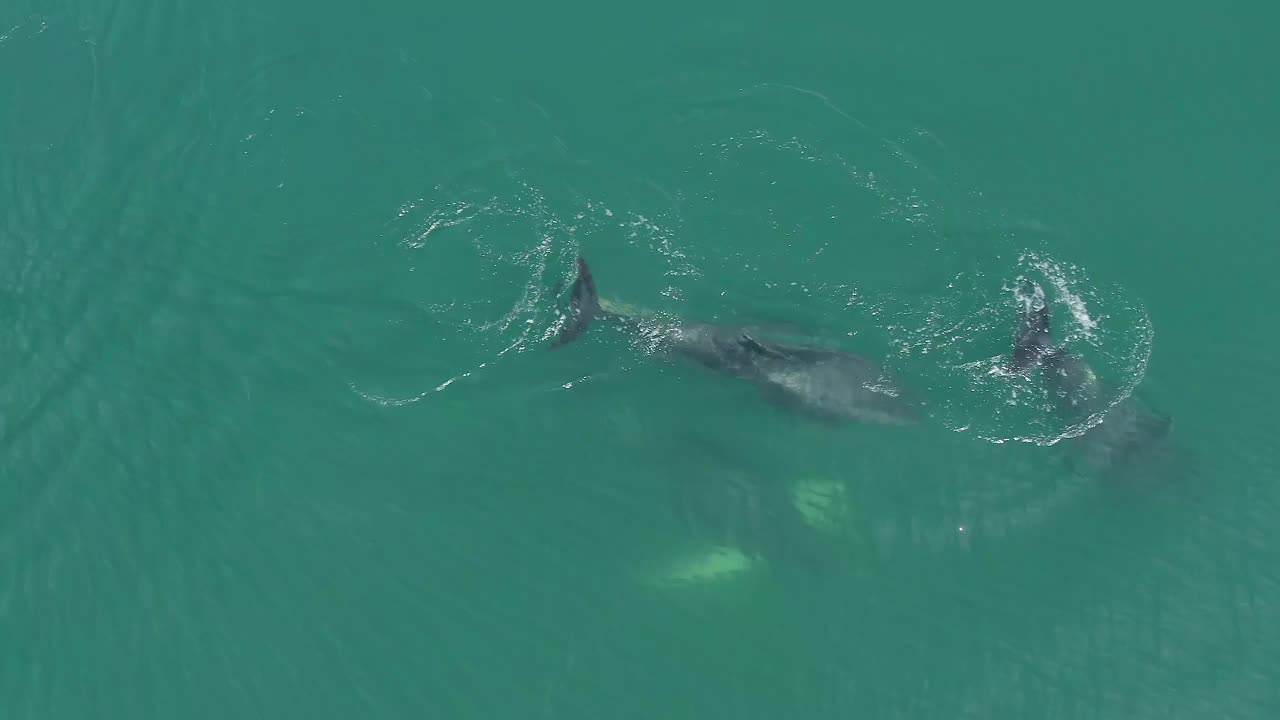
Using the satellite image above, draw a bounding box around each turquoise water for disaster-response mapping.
[3,1,1277,717]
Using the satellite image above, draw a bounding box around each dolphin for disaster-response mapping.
[551,257,921,426]
[1011,280,1173,474]
[634,430,856,586]
[672,466,849,576]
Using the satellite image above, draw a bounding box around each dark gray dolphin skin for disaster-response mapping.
[552,257,921,426]
[1011,281,1173,473]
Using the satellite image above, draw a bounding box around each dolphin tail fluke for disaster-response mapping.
[1011,280,1054,372]
[551,256,603,349]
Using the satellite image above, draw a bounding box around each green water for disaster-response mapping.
[2,1,1277,717]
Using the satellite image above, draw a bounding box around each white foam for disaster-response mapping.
[1022,252,1099,340]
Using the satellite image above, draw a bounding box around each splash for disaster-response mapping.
[1020,252,1100,341]
[351,162,690,407]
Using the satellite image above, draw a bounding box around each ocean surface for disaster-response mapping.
[2,1,1277,717]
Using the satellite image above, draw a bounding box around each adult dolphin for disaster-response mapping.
[551,257,921,427]
[1011,281,1173,474]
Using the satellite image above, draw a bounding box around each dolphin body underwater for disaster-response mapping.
[662,459,853,582]
[1011,281,1174,475]
[620,431,855,587]
[550,257,921,427]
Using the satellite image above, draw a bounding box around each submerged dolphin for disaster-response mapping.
[671,465,849,576]
[551,257,921,426]
[1011,281,1173,474]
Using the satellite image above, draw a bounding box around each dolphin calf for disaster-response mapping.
[551,257,921,426]
[1011,281,1173,474]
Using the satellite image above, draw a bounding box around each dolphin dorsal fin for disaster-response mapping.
[738,333,788,360]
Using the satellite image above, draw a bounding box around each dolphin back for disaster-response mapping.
[551,257,603,349]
